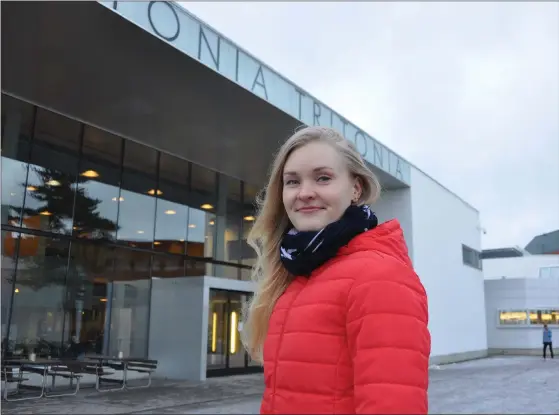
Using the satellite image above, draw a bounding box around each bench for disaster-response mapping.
[124,359,158,389]
[44,361,87,398]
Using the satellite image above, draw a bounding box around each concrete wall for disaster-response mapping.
[409,167,487,362]
[485,277,559,354]
[483,255,559,280]
[148,276,206,380]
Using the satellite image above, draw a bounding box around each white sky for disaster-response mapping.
[181,1,559,250]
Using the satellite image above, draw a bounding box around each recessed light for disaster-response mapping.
[209,220,215,225]
[244,216,255,221]
[10,192,16,197]
[39,210,52,216]
[165,209,176,215]
[112,196,124,202]
[14,288,19,294]
[27,186,37,192]
[154,241,162,245]
[46,180,61,186]
[100,298,107,302]
[81,170,99,178]
[137,230,145,234]
[188,224,196,228]
[201,204,213,210]
[179,239,185,242]
[147,189,163,196]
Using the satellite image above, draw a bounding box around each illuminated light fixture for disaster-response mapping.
[14,288,20,294]
[147,189,163,196]
[154,241,162,246]
[212,312,217,352]
[100,298,107,302]
[46,179,61,186]
[179,239,185,242]
[188,224,196,228]
[165,209,176,215]
[137,230,145,234]
[230,311,238,354]
[73,226,80,230]
[10,192,16,197]
[201,204,213,210]
[27,185,38,192]
[244,216,255,222]
[112,196,124,202]
[209,220,215,226]
[81,169,99,178]
[39,210,53,216]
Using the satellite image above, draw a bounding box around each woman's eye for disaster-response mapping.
[285,179,298,186]
[317,176,331,182]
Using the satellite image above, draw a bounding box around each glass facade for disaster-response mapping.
[1,95,257,361]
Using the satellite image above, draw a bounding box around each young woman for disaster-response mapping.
[243,126,431,414]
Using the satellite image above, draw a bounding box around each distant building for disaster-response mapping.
[525,229,559,255]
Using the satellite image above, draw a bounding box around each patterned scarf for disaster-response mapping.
[280,204,378,277]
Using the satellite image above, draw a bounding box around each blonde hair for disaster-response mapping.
[242,126,381,363]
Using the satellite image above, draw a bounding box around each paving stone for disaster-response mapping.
[3,356,558,414]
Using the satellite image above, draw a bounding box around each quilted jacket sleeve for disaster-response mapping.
[346,258,431,414]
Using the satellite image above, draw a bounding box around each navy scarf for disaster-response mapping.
[280,204,378,277]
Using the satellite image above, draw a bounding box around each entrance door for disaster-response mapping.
[206,289,262,377]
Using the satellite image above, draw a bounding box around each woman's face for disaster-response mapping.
[282,141,361,232]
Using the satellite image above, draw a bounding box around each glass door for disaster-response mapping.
[206,289,262,376]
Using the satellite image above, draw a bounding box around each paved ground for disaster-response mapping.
[2,356,558,414]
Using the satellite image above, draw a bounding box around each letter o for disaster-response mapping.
[148,1,180,42]
[354,131,368,159]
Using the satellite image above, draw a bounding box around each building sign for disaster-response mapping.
[99,1,411,185]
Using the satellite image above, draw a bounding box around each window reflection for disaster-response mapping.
[74,126,122,241]
[154,153,189,254]
[23,108,81,235]
[117,141,158,247]
[242,183,259,269]
[7,235,70,357]
[1,95,34,227]
[2,231,18,350]
[190,164,216,272]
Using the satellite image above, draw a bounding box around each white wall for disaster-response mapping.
[374,188,414,261]
[483,255,559,280]
[148,276,206,380]
[409,167,487,360]
[485,278,559,351]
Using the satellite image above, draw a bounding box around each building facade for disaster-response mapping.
[485,277,559,355]
[2,1,487,380]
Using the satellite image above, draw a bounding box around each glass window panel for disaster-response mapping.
[65,241,114,356]
[529,309,558,325]
[189,164,216,263]
[241,183,259,267]
[499,310,528,325]
[106,247,151,358]
[151,254,186,279]
[1,95,34,227]
[23,108,81,235]
[154,153,190,254]
[2,231,18,352]
[117,141,157,248]
[8,235,70,358]
[74,126,122,242]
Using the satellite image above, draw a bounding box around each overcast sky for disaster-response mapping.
[180,1,559,250]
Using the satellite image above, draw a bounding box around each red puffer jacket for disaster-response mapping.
[261,219,431,414]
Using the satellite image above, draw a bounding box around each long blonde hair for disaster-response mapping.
[242,126,381,363]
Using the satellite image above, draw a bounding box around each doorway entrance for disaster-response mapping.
[206,289,262,377]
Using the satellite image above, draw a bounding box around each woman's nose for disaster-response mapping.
[297,183,316,200]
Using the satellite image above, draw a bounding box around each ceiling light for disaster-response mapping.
[137,230,145,234]
[100,298,107,302]
[14,288,19,294]
[10,192,16,197]
[46,180,61,186]
[39,210,52,216]
[154,241,162,245]
[112,196,124,202]
[165,209,176,215]
[201,204,213,210]
[209,220,215,225]
[179,239,185,242]
[188,224,196,228]
[27,186,37,192]
[147,189,163,196]
[244,216,255,221]
[81,169,99,178]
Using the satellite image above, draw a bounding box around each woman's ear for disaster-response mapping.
[352,177,363,202]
